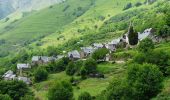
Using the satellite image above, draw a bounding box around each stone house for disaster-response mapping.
[68,50,81,60]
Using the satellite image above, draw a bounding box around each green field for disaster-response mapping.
[32,62,125,100]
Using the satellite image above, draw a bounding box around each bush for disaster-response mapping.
[123,3,132,10]
[52,57,70,72]
[83,58,97,74]
[126,63,163,99]
[48,81,73,100]
[102,63,163,100]
[66,62,76,76]
[92,48,109,61]
[138,38,154,53]
[134,50,170,76]
[135,2,142,7]
[0,94,12,100]
[78,92,92,100]
[0,80,31,100]
[34,67,48,82]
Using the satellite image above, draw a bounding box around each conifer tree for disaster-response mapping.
[128,23,138,45]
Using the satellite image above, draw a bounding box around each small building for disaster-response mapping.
[80,46,95,58]
[57,55,65,59]
[92,43,104,49]
[17,64,31,70]
[68,50,81,60]
[18,76,31,85]
[32,56,56,65]
[2,70,16,80]
[17,64,31,69]
[138,28,154,41]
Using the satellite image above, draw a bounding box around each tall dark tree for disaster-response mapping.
[128,24,138,45]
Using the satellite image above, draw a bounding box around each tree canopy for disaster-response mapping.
[48,81,73,100]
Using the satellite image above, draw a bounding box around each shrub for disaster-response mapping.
[102,63,163,100]
[78,92,92,100]
[48,81,73,100]
[92,48,109,61]
[0,80,31,100]
[138,38,154,53]
[83,58,97,74]
[123,3,132,10]
[134,50,170,76]
[0,94,12,100]
[34,67,48,82]
[48,57,70,73]
[127,63,163,99]
[66,62,76,76]
[135,2,142,7]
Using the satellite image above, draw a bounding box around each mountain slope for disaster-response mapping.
[0,0,63,19]
[0,0,146,57]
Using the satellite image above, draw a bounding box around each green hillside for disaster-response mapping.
[0,0,146,57]
[0,0,170,100]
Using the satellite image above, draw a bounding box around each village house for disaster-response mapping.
[57,55,65,59]
[92,43,104,50]
[32,56,56,65]
[106,38,120,53]
[17,63,31,70]
[80,46,95,58]
[68,50,81,60]
[18,76,31,85]
[2,70,16,80]
[138,28,154,41]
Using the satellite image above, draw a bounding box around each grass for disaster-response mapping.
[0,0,146,57]
[31,62,126,100]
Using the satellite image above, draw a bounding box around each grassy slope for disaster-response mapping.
[32,63,126,100]
[40,0,145,48]
[0,0,92,54]
[0,0,145,55]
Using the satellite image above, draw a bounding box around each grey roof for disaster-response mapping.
[81,46,94,54]
[32,56,56,62]
[2,70,16,80]
[68,50,80,59]
[111,38,120,45]
[106,43,116,51]
[138,28,153,41]
[18,76,31,85]
[17,64,30,69]
[92,43,104,48]
[57,55,64,59]
[32,56,40,62]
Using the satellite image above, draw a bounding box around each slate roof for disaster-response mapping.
[138,28,153,41]
[111,38,120,45]
[17,64,30,69]
[106,43,116,51]
[32,56,40,62]
[81,46,94,54]
[68,50,81,59]
[57,55,64,59]
[92,43,104,49]
[2,70,16,80]
[32,56,56,63]
[18,76,31,85]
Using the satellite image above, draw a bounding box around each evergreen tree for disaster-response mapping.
[128,24,138,45]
